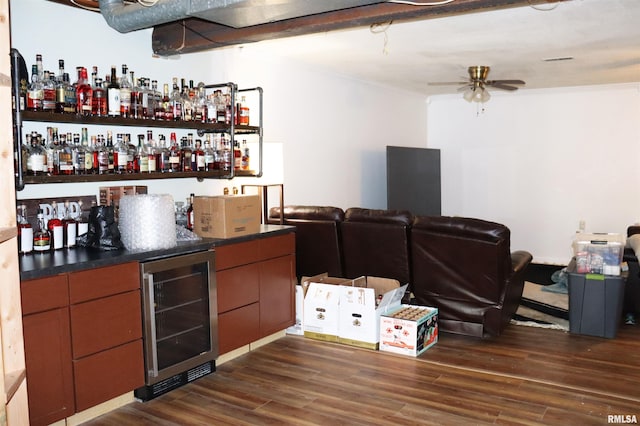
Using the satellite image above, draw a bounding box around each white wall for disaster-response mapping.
[427,84,640,264]
[10,0,429,211]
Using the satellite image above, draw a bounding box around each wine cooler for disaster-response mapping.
[136,250,218,401]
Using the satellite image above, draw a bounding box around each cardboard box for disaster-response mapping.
[286,284,305,336]
[380,305,438,357]
[338,279,407,350]
[301,275,355,342]
[193,195,261,238]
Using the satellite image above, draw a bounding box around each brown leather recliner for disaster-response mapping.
[340,207,413,285]
[410,215,532,338]
[268,206,345,280]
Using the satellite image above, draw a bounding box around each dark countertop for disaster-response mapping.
[20,225,295,281]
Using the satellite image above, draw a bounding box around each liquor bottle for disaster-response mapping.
[107,66,121,116]
[212,133,222,170]
[81,128,93,174]
[170,78,183,121]
[157,134,171,173]
[92,77,107,116]
[239,95,250,126]
[27,132,46,176]
[61,201,77,248]
[33,209,51,253]
[241,139,250,170]
[106,131,115,173]
[56,133,73,175]
[26,64,43,111]
[48,201,64,250]
[152,80,163,120]
[119,65,132,118]
[193,82,205,123]
[114,133,129,174]
[186,193,195,231]
[168,132,181,172]
[63,73,76,114]
[214,90,226,124]
[91,135,100,174]
[130,73,142,119]
[203,136,215,171]
[181,135,193,172]
[17,204,33,254]
[161,83,173,120]
[141,78,152,119]
[55,60,66,113]
[97,134,110,175]
[233,140,241,170]
[193,139,205,172]
[42,70,56,112]
[137,134,149,173]
[47,127,62,175]
[221,135,232,171]
[73,132,86,175]
[126,133,138,173]
[75,67,93,116]
[182,79,193,122]
[146,130,157,173]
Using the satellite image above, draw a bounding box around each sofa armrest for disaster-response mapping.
[511,250,533,276]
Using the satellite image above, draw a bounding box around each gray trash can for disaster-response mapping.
[568,270,626,338]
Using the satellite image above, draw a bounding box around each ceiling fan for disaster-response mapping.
[429,66,525,103]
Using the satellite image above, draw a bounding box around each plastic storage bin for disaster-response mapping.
[568,270,625,338]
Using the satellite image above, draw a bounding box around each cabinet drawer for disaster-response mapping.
[259,232,295,260]
[73,339,145,412]
[216,263,260,313]
[70,290,142,359]
[21,274,69,315]
[218,303,260,354]
[215,239,260,270]
[69,262,139,304]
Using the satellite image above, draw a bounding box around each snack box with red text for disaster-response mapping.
[379,305,438,357]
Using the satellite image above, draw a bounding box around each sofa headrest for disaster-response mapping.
[269,205,345,222]
[345,207,413,226]
[412,215,510,243]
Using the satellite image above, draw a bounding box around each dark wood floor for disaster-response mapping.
[85,323,640,425]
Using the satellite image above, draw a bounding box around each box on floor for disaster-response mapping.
[379,305,438,357]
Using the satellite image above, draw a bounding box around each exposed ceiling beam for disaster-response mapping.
[151,0,564,56]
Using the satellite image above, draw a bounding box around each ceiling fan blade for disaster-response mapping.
[428,81,469,86]
[487,79,525,85]
[487,83,520,91]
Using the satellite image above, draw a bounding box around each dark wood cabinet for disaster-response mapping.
[216,232,296,354]
[21,262,144,425]
[21,275,74,426]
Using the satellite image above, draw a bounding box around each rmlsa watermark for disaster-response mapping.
[608,414,638,424]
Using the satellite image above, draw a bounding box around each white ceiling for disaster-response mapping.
[242,0,640,97]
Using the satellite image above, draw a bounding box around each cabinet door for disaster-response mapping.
[73,340,144,412]
[218,303,260,354]
[70,290,143,359]
[216,263,260,313]
[259,254,295,336]
[69,261,139,304]
[23,308,74,426]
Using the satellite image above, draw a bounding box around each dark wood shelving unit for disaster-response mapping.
[17,85,264,185]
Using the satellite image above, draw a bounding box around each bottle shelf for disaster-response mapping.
[22,169,258,184]
[20,111,261,134]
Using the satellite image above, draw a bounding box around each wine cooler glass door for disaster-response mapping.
[141,250,217,384]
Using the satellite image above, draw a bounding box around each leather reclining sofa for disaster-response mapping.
[269,206,532,338]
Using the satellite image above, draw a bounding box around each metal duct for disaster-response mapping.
[100,0,386,33]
